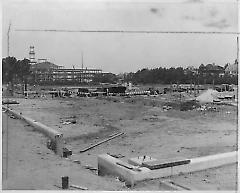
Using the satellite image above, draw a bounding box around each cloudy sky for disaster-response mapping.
[2,0,239,73]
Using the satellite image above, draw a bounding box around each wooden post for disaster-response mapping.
[62,176,69,189]
[55,134,64,156]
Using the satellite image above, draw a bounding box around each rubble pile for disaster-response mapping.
[196,105,218,112]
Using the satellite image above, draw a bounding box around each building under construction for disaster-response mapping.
[29,46,103,83]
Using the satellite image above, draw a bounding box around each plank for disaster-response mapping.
[142,159,190,170]
[79,132,124,153]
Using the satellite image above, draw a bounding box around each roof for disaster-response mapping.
[205,64,224,71]
[31,61,60,70]
[199,63,224,73]
[225,63,238,73]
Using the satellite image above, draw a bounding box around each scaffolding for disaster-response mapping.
[32,67,102,83]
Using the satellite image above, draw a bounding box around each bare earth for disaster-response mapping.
[2,94,238,190]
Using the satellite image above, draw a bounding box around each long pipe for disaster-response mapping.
[80,132,124,153]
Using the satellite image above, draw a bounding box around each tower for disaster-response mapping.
[29,46,36,65]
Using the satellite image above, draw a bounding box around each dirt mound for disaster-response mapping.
[196,89,218,103]
[163,100,200,111]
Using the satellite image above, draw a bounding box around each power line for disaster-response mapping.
[15,29,240,35]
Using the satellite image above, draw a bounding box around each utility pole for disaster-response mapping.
[236,36,239,192]
[237,37,239,61]
[6,21,12,180]
[81,51,84,70]
[236,36,239,97]
[7,22,11,56]
[236,36,239,99]
[81,52,84,83]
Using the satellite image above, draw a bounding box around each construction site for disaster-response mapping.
[2,0,239,190]
[2,82,238,190]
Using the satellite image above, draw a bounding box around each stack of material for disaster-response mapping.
[196,89,218,103]
[2,99,19,105]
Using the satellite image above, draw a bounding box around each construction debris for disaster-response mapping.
[109,132,122,137]
[62,119,77,125]
[60,116,77,125]
[47,140,56,151]
[2,100,19,105]
[57,176,88,190]
[63,147,72,158]
[196,89,218,103]
[9,115,17,119]
[116,162,142,172]
[62,121,71,125]
[142,158,191,170]
[79,132,124,153]
[107,153,125,158]
[162,106,172,111]
[53,184,62,189]
[196,105,217,112]
[70,184,88,190]
[159,180,192,190]
[73,160,81,164]
[83,165,98,171]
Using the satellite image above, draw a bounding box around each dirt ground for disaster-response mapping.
[2,92,238,190]
[2,113,125,190]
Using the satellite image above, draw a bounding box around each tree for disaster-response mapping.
[123,72,134,82]
[92,73,117,84]
[2,56,18,83]
[17,58,31,83]
[198,64,205,74]
[2,57,18,96]
[224,63,229,70]
[2,57,31,95]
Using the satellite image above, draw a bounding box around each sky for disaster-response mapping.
[2,0,239,73]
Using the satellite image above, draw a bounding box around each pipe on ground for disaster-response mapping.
[3,106,64,156]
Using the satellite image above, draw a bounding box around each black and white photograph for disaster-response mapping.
[1,0,239,190]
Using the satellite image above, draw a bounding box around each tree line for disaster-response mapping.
[122,66,237,85]
[2,56,237,87]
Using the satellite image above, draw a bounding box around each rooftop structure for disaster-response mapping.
[29,46,37,65]
[225,59,238,76]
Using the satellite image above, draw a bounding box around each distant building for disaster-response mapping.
[28,45,103,83]
[198,63,224,77]
[225,59,238,76]
[31,61,102,83]
[184,66,198,75]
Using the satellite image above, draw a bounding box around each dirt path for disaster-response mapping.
[2,113,126,190]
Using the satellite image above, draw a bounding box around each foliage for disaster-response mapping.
[2,56,31,84]
[2,57,18,83]
[92,73,117,84]
[122,65,237,85]
[17,58,31,83]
